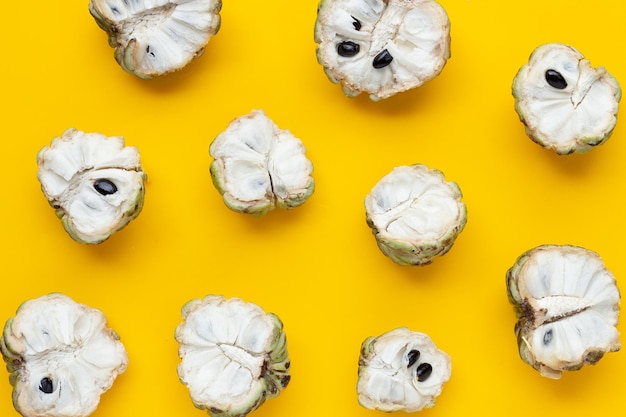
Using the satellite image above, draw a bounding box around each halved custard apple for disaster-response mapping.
[365,164,466,265]
[506,244,621,379]
[175,295,290,417]
[1,293,128,417]
[89,0,222,78]
[357,327,451,412]
[37,128,146,244]
[314,0,451,100]
[512,43,621,154]
[209,110,315,215]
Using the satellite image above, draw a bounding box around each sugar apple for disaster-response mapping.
[365,164,467,266]
[37,128,146,244]
[89,0,222,78]
[512,43,621,155]
[209,110,315,215]
[1,293,128,417]
[175,295,291,417]
[314,0,451,100]
[357,327,451,412]
[506,244,621,379]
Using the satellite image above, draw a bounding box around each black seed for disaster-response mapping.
[416,363,433,382]
[407,350,420,368]
[94,179,118,195]
[543,329,553,346]
[337,41,360,57]
[281,374,291,388]
[351,16,362,31]
[545,69,567,89]
[373,49,393,69]
[39,377,53,394]
[285,361,290,369]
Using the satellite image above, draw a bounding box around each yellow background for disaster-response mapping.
[2,0,626,416]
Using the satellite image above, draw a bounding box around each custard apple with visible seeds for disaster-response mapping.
[314,0,450,100]
[209,110,315,215]
[89,0,222,78]
[365,164,466,265]
[175,295,290,417]
[506,244,621,379]
[357,327,451,412]
[512,43,621,155]
[1,293,128,417]
[37,128,146,244]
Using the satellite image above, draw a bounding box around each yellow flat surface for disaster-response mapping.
[2,1,626,416]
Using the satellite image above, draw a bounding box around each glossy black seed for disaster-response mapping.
[543,329,553,346]
[39,377,53,394]
[416,363,433,382]
[545,69,567,89]
[351,16,362,31]
[407,349,420,368]
[373,49,393,69]
[94,179,118,195]
[337,41,360,57]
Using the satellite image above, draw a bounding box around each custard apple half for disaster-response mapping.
[314,0,451,100]
[37,128,146,244]
[357,327,451,412]
[209,110,315,215]
[512,43,621,155]
[506,245,621,379]
[1,293,128,417]
[175,295,290,417]
[365,164,467,266]
[89,0,222,78]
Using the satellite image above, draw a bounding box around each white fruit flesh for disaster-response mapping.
[209,110,314,215]
[1,294,128,417]
[357,328,451,412]
[506,245,621,379]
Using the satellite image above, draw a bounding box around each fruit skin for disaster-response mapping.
[512,43,621,155]
[314,0,450,100]
[1,293,128,417]
[175,295,290,417]
[506,244,621,379]
[37,128,146,244]
[365,164,467,266]
[89,0,222,79]
[357,327,451,412]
